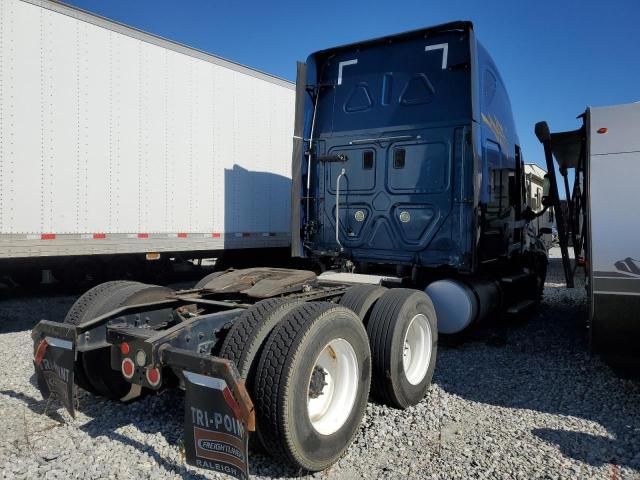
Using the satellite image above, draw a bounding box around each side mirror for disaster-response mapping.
[541,175,552,207]
[534,121,551,143]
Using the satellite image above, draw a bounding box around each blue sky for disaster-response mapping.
[65,0,639,168]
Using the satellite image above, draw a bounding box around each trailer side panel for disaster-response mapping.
[0,0,295,258]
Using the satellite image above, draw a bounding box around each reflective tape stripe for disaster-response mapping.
[183,370,227,390]
[12,232,285,241]
[45,336,73,350]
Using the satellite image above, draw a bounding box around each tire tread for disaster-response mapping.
[339,285,387,324]
[367,288,436,408]
[255,302,370,469]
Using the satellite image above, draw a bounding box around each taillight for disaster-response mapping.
[34,339,49,366]
[122,358,135,379]
[120,342,130,355]
[146,367,161,387]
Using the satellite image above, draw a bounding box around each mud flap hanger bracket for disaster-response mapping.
[159,345,255,432]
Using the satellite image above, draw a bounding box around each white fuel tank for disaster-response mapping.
[425,279,501,334]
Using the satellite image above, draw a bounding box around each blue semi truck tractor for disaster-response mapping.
[31,22,546,478]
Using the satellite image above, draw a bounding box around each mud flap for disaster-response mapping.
[159,346,254,479]
[31,320,77,418]
[183,372,249,479]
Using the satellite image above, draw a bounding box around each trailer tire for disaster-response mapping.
[254,302,371,471]
[367,289,437,409]
[64,281,141,395]
[339,285,387,325]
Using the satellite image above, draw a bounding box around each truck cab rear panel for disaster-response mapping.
[296,22,522,274]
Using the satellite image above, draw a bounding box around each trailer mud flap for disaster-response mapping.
[31,321,77,418]
[159,346,254,479]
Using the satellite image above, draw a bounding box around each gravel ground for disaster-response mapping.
[1,259,639,479]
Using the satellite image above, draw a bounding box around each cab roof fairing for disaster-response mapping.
[301,20,475,127]
[302,20,475,139]
[475,40,520,151]
[306,21,474,65]
[474,38,521,207]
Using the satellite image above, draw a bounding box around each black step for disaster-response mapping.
[506,299,536,315]
[500,271,531,284]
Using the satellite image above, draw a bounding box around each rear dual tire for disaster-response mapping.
[253,302,371,471]
[64,281,174,401]
[219,298,301,389]
[64,280,136,396]
[218,298,301,450]
[339,284,387,325]
[194,270,226,289]
[367,288,437,409]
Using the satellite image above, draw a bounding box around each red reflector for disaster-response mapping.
[146,367,161,386]
[122,358,135,378]
[120,342,130,355]
[41,233,56,240]
[212,233,221,238]
[177,233,187,238]
[137,233,149,239]
[597,127,608,134]
[222,386,242,420]
[34,339,49,366]
[93,233,106,239]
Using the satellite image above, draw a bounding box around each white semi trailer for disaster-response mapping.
[536,101,640,357]
[0,0,295,287]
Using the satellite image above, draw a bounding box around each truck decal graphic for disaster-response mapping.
[482,112,508,150]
